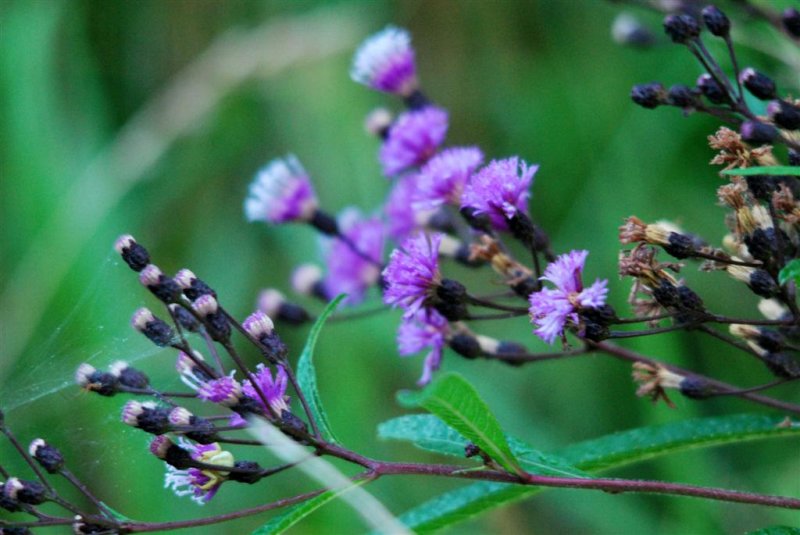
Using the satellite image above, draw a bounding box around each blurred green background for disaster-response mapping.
[1,0,798,533]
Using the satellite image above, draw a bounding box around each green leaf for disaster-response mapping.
[396,373,523,476]
[252,482,364,535]
[747,528,800,535]
[395,414,800,533]
[99,502,133,522]
[778,259,800,286]
[378,414,588,478]
[296,294,345,444]
[720,166,800,176]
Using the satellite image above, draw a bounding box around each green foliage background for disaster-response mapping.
[1,1,798,533]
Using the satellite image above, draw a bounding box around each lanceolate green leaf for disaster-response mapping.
[251,482,365,535]
[378,415,588,478]
[746,527,800,535]
[778,259,800,286]
[396,373,523,476]
[394,414,800,533]
[720,166,800,176]
[295,294,345,444]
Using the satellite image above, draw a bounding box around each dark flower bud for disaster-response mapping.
[696,73,727,104]
[745,175,777,201]
[29,439,64,473]
[782,8,800,38]
[679,377,713,399]
[281,411,308,436]
[677,285,704,312]
[109,360,149,389]
[74,363,117,396]
[131,308,174,347]
[464,443,481,458]
[174,269,216,301]
[581,304,618,326]
[653,279,680,308]
[404,89,430,110]
[309,210,339,236]
[790,149,800,166]
[740,120,778,144]
[631,82,666,109]
[122,401,171,435]
[512,276,539,298]
[0,482,20,512]
[3,478,47,505]
[168,407,218,444]
[139,265,181,304]
[582,320,609,342]
[72,518,108,535]
[258,289,311,325]
[459,206,493,233]
[750,270,779,298]
[228,460,264,484]
[496,341,526,355]
[454,242,484,268]
[243,311,288,362]
[761,352,800,378]
[449,333,482,359]
[506,212,536,247]
[149,436,193,469]
[767,100,800,130]
[169,304,200,332]
[364,108,393,139]
[435,279,469,321]
[612,13,656,48]
[744,228,784,264]
[667,84,699,108]
[701,6,730,37]
[2,525,32,534]
[291,264,327,300]
[740,68,777,100]
[664,14,700,43]
[663,232,695,259]
[114,234,150,272]
[193,295,231,342]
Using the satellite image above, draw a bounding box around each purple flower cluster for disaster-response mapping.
[382,232,443,318]
[350,26,418,96]
[380,107,448,177]
[322,209,385,304]
[461,157,538,231]
[245,155,318,224]
[242,364,289,416]
[385,175,434,240]
[163,440,233,504]
[397,309,449,385]
[528,250,608,344]
[414,146,484,210]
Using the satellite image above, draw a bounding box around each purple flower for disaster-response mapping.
[350,26,418,96]
[397,309,449,385]
[245,155,318,224]
[382,232,442,318]
[242,364,289,416]
[196,373,242,408]
[385,174,434,240]
[380,107,448,177]
[414,147,484,210]
[322,209,385,305]
[164,440,233,504]
[461,157,538,231]
[528,250,608,345]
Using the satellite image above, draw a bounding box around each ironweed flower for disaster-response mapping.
[383,232,443,318]
[379,106,448,177]
[350,26,418,96]
[528,250,608,344]
[461,157,538,231]
[242,364,290,416]
[385,174,434,240]
[197,373,242,408]
[161,439,233,505]
[322,209,385,305]
[397,309,449,385]
[414,146,484,210]
[245,155,319,224]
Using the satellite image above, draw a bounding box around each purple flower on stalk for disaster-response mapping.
[382,232,442,318]
[380,107,448,177]
[528,250,608,345]
[414,147,484,210]
[322,209,385,305]
[350,26,418,96]
[461,157,538,231]
[164,440,233,504]
[196,373,242,408]
[397,309,449,385]
[242,364,290,416]
[245,155,318,224]
[385,174,435,240]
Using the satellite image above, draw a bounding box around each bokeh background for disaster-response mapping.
[1,0,798,533]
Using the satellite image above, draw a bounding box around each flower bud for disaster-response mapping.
[696,73,727,104]
[740,120,778,144]
[448,333,482,359]
[193,295,231,342]
[139,264,181,304]
[131,308,174,347]
[663,14,700,43]
[701,6,730,37]
[612,13,655,48]
[740,68,777,100]
[667,84,698,108]
[29,439,64,473]
[767,100,800,130]
[168,304,200,332]
[434,279,469,321]
[782,8,800,38]
[109,360,150,389]
[149,436,193,469]
[114,234,150,272]
[228,460,264,484]
[631,82,667,109]
[74,363,117,396]
[122,401,171,434]
[174,269,216,301]
[3,478,47,505]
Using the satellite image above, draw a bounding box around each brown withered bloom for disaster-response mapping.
[632,362,686,408]
[708,126,777,171]
[470,235,533,286]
